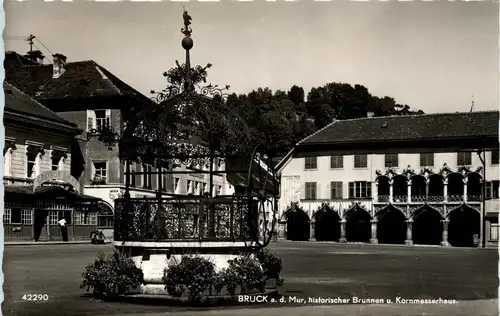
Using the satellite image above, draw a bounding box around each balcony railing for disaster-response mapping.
[375,194,482,203]
[410,195,427,203]
[377,195,390,202]
[114,196,257,242]
[447,194,464,202]
[392,195,407,202]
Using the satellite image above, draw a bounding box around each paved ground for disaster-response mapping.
[2,242,498,316]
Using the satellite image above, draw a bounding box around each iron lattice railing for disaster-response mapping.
[114,196,259,242]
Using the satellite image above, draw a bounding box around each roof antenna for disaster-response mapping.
[470,94,475,112]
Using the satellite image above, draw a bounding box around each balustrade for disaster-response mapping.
[114,196,256,242]
[376,175,481,204]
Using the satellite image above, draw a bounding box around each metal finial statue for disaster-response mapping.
[181,7,192,37]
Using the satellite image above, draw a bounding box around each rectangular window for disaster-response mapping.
[3,209,11,224]
[486,181,492,199]
[490,224,499,241]
[330,155,343,169]
[348,181,372,198]
[49,211,59,225]
[419,153,434,167]
[143,165,152,189]
[493,180,499,199]
[73,212,97,225]
[304,157,317,170]
[305,182,317,200]
[330,181,343,199]
[95,110,110,130]
[457,151,472,166]
[88,109,111,131]
[93,162,107,184]
[11,208,22,224]
[27,153,37,178]
[385,154,399,168]
[22,210,32,225]
[492,150,499,165]
[354,154,368,168]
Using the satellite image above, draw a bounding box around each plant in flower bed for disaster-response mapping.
[163,255,217,302]
[214,256,267,296]
[163,251,284,302]
[80,251,144,297]
[255,248,284,287]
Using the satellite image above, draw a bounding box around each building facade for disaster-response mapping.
[277,111,499,248]
[5,51,234,238]
[3,82,101,241]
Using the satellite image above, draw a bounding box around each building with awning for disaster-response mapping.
[3,81,105,241]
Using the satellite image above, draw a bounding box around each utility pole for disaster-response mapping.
[26,34,36,53]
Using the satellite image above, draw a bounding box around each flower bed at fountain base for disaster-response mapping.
[108,241,284,306]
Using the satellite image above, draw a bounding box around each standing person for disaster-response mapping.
[58,217,68,242]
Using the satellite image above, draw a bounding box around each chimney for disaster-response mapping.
[367,111,375,118]
[52,53,67,79]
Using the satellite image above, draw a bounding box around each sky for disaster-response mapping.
[4,1,499,113]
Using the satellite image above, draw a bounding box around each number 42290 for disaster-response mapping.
[22,294,49,301]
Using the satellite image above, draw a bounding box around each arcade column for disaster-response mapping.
[404,219,413,245]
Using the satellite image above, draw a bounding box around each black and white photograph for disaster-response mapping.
[2,1,499,315]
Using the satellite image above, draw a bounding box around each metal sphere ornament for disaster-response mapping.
[182,37,193,50]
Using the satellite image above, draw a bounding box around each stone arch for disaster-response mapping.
[376,205,406,244]
[314,206,341,242]
[377,176,390,202]
[392,175,408,202]
[283,206,310,241]
[410,175,427,202]
[447,172,464,202]
[428,174,444,202]
[412,205,443,245]
[344,204,372,243]
[466,172,482,202]
[447,205,480,247]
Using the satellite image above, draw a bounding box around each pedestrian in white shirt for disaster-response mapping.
[58,217,68,242]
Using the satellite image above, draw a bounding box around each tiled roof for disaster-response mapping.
[4,51,39,72]
[299,111,499,146]
[4,81,79,128]
[5,56,152,105]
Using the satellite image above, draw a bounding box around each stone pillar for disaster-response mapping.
[389,179,394,203]
[370,219,378,244]
[405,219,413,245]
[443,179,448,202]
[407,180,412,203]
[441,219,450,246]
[340,220,347,243]
[310,221,315,240]
[425,179,430,199]
[463,178,468,202]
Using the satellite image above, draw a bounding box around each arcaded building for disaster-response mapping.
[277,111,499,248]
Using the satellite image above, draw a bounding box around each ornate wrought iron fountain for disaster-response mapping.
[111,10,280,295]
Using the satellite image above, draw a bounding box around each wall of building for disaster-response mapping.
[4,126,73,184]
[279,150,499,212]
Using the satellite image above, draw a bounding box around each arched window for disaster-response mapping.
[97,203,114,229]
